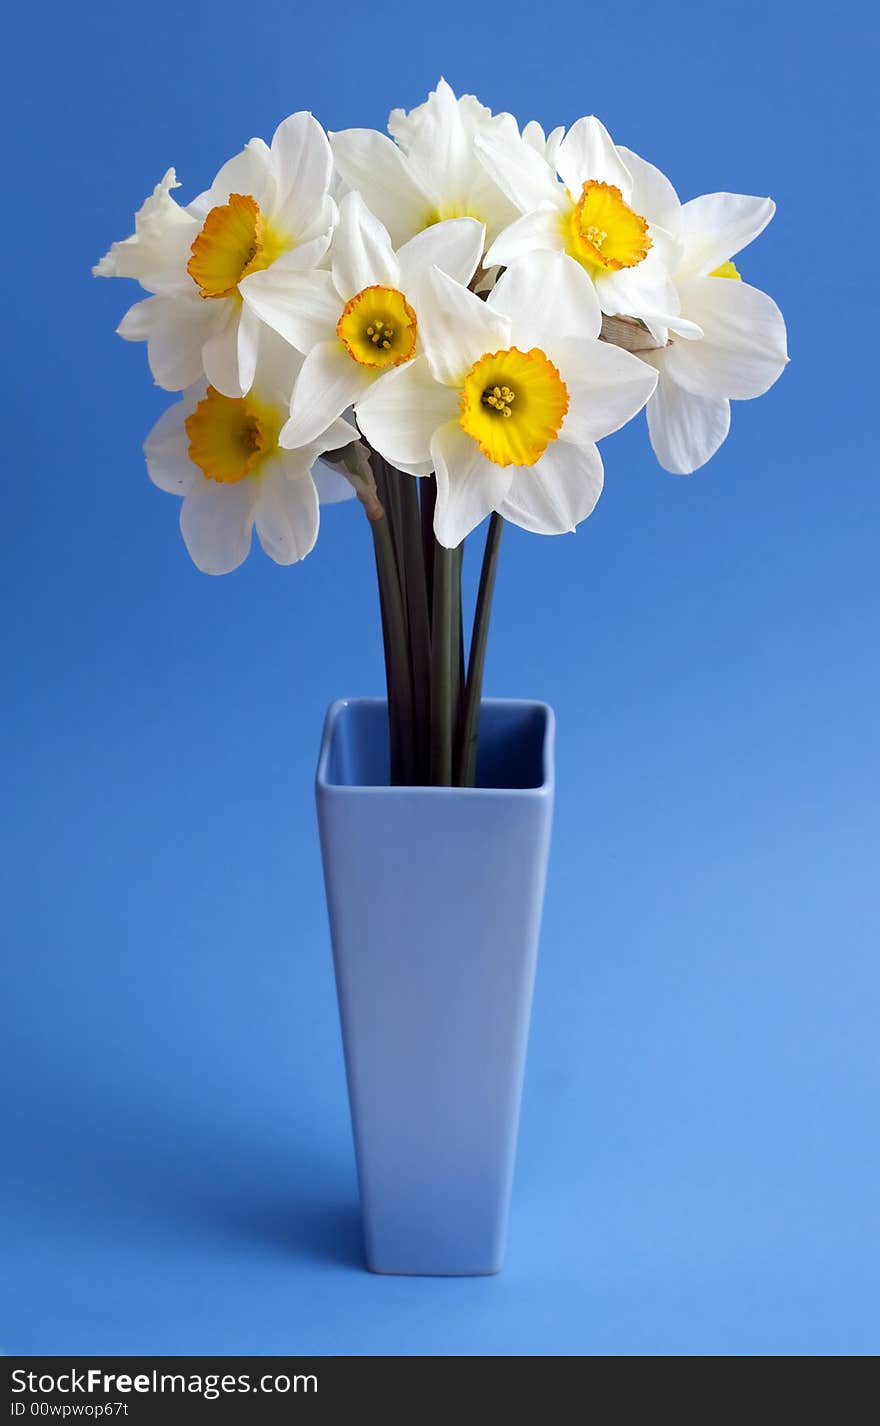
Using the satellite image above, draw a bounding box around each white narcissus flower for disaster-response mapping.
[94,114,337,398]
[144,331,356,575]
[616,175,789,473]
[356,252,658,548]
[241,190,484,448]
[330,78,520,249]
[476,116,683,332]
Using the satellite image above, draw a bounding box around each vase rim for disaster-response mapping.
[317,697,555,797]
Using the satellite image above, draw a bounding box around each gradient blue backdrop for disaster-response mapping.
[2,0,877,1357]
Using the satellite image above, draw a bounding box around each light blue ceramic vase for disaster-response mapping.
[316,697,555,1276]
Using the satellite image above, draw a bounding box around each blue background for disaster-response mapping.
[2,0,878,1357]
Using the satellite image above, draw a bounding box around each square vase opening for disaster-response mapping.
[317,697,554,792]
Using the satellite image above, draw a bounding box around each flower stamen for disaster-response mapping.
[483,384,516,417]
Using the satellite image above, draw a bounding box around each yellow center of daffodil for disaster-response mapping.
[185,386,282,483]
[459,347,569,468]
[564,180,652,275]
[710,260,742,279]
[336,285,418,369]
[187,194,289,299]
[423,201,483,227]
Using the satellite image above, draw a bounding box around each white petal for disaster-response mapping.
[93,168,198,294]
[240,266,339,353]
[676,193,775,279]
[331,191,399,300]
[554,336,658,443]
[391,457,435,478]
[545,126,565,166]
[318,414,361,451]
[431,420,510,549]
[453,167,520,248]
[483,204,566,270]
[267,227,333,273]
[179,477,257,575]
[522,120,547,152]
[396,217,485,304]
[118,294,215,392]
[382,84,521,246]
[287,193,337,249]
[387,103,417,150]
[355,354,459,467]
[237,302,260,395]
[269,112,333,238]
[115,296,159,341]
[188,139,275,219]
[500,439,603,534]
[330,129,432,247]
[310,458,358,504]
[664,313,705,340]
[281,341,374,448]
[596,243,681,326]
[250,326,303,408]
[254,461,319,564]
[646,369,731,474]
[418,266,510,387]
[202,302,245,397]
[143,392,201,494]
[473,128,562,213]
[399,78,473,197]
[615,146,681,230]
[388,80,513,156]
[488,252,601,347]
[663,277,788,400]
[555,117,632,197]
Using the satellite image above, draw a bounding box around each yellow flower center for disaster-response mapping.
[459,347,569,468]
[423,201,484,227]
[185,386,282,483]
[187,193,289,299]
[710,260,742,279]
[336,285,418,369]
[564,180,652,275]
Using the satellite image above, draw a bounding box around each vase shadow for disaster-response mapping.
[212,1191,365,1270]
[157,1136,367,1270]
[15,1078,367,1273]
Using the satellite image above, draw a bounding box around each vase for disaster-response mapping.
[315,696,554,1276]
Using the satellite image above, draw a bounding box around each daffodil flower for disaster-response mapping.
[356,252,658,548]
[606,168,788,473]
[475,116,682,333]
[144,331,356,575]
[95,114,337,398]
[330,78,520,249]
[241,191,484,449]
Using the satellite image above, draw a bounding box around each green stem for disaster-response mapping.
[450,542,464,775]
[420,476,437,632]
[457,514,504,787]
[398,474,432,784]
[382,461,407,611]
[430,542,456,785]
[370,507,415,785]
[372,547,397,778]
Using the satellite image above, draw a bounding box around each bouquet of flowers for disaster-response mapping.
[95,79,787,788]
